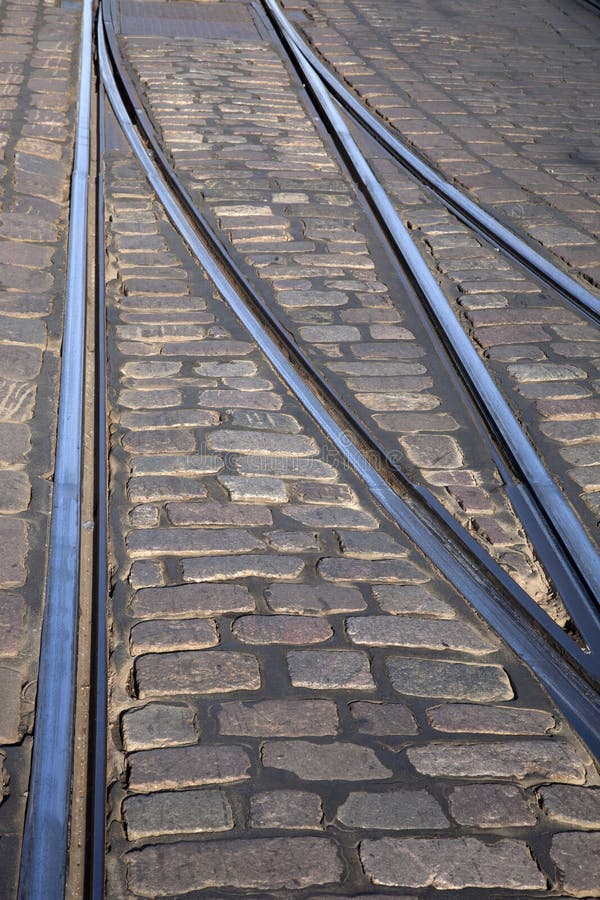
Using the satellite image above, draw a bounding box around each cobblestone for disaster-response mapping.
[287,649,375,689]
[217,699,339,737]
[337,789,448,830]
[127,744,251,792]
[262,740,391,781]
[550,832,600,897]
[123,789,233,840]
[387,656,513,701]
[121,702,198,752]
[537,784,600,828]
[449,783,536,828]
[250,790,323,829]
[134,650,261,698]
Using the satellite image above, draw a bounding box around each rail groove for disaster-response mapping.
[97,8,600,758]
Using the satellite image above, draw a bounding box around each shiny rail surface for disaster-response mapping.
[96,10,600,757]
[17,0,94,897]
[260,0,600,645]
[262,0,600,322]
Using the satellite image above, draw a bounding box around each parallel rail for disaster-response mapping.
[262,0,600,322]
[98,4,600,761]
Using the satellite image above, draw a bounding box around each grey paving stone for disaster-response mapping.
[281,505,379,529]
[235,455,338,481]
[359,836,546,889]
[166,501,272,527]
[399,433,463,469]
[135,650,261,698]
[262,740,392,781]
[387,656,513,701]
[183,554,304,582]
[206,429,318,456]
[287,650,375,690]
[232,615,332,645]
[337,789,448,830]
[319,557,429,582]
[0,593,25,656]
[126,836,343,893]
[0,423,30,465]
[121,702,198,751]
[346,616,497,653]
[127,744,251,792]
[250,790,323,829]
[131,583,254,618]
[449,783,536,827]
[218,474,288,503]
[407,740,589,782]
[0,518,27,588]
[126,527,265,558]
[217,699,339,737]
[427,703,555,734]
[372,584,455,618]
[349,701,418,735]
[128,475,209,502]
[0,666,22,743]
[551,832,600,896]
[131,453,223,475]
[336,530,408,558]
[266,583,366,615]
[230,409,301,433]
[537,784,600,828]
[123,788,233,840]
[266,530,319,552]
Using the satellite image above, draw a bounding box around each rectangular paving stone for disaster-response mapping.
[123,788,233,840]
[183,554,304,582]
[349,701,418,735]
[126,836,343,893]
[262,740,392,781]
[336,530,408,558]
[232,615,332,645]
[266,583,366,614]
[449,783,536,828]
[406,740,589,782]
[288,650,375,690]
[121,702,198,751]
[0,518,27,587]
[281,506,378,529]
[126,527,265,557]
[359,836,546,889]
[130,618,219,654]
[206,429,318,456]
[134,650,261,698]
[249,790,323,829]
[537,785,600,827]
[128,475,208,503]
[346,616,498,654]
[131,583,254,618]
[550,832,600,896]
[386,657,514,701]
[235,455,338,481]
[337,790,448,830]
[217,698,339,737]
[127,744,251,792]
[427,703,556,735]
[165,502,272,527]
[373,584,456,618]
[319,557,429,582]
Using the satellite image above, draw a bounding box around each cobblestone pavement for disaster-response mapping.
[113,0,600,629]
[102,76,600,898]
[0,0,79,891]
[295,0,600,291]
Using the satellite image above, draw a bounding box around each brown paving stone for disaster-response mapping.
[287,649,375,690]
[550,832,600,897]
[266,582,366,614]
[350,701,418,735]
[448,783,536,827]
[131,583,254,618]
[129,618,219,654]
[217,698,339,737]
[537,784,600,828]
[232,615,333,645]
[134,650,261,698]
[126,526,265,557]
[250,790,323,829]
[346,615,497,653]
[337,789,448,830]
[0,518,27,587]
[262,740,392,781]
[427,703,556,734]
[387,656,513,701]
[121,702,198,751]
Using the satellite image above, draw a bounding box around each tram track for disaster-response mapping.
[97,1,600,748]
[99,0,600,648]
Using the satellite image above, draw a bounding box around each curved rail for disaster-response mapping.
[262,0,600,322]
[260,0,600,640]
[97,14,600,754]
[17,0,93,897]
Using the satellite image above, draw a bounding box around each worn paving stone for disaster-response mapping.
[449,783,536,827]
[0,592,25,656]
[121,702,198,751]
[131,583,254,618]
[337,789,449,830]
[346,615,497,653]
[165,501,272,527]
[232,615,333,645]
[336,530,408,558]
[0,666,22,743]
[427,703,556,734]
[407,740,589,782]
[287,649,375,690]
[262,740,392,781]
[359,836,546,889]
[206,429,318,456]
[372,584,456,618]
[250,790,323,829]
[266,582,366,614]
[218,474,288,503]
[349,701,418,735]
[126,836,343,893]
[127,744,251,792]
[217,698,339,737]
[387,656,513,701]
[281,505,379,530]
[129,618,219,654]
[183,554,304,582]
[319,557,429,583]
[537,784,600,828]
[123,788,233,840]
[550,832,600,897]
[0,518,27,587]
[134,650,261,698]
[126,526,265,558]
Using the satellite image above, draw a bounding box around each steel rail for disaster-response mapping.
[17,0,93,896]
[97,20,600,755]
[262,0,600,322]
[99,0,600,664]
[260,0,600,634]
